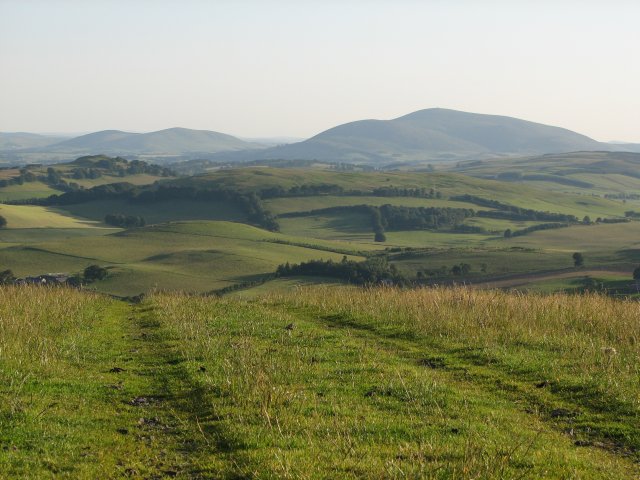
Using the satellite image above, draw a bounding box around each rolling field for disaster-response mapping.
[180,167,627,218]
[1,285,639,478]
[0,182,62,201]
[0,204,103,228]
[0,220,368,295]
[57,199,248,225]
[0,164,638,297]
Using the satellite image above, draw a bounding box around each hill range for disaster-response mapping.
[3,108,640,165]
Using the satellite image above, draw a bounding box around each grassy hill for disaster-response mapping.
[0,132,67,150]
[35,128,262,155]
[1,285,638,478]
[1,163,638,296]
[0,155,175,202]
[451,151,640,199]
[218,108,607,164]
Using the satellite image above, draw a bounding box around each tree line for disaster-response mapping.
[451,195,578,222]
[104,213,146,228]
[276,257,407,285]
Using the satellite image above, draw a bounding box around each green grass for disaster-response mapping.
[264,195,481,215]
[57,199,248,225]
[0,204,105,229]
[175,167,627,217]
[3,285,638,477]
[68,173,169,188]
[0,221,367,295]
[0,182,62,201]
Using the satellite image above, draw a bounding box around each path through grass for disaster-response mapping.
[1,286,638,478]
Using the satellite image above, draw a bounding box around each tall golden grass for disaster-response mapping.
[0,285,109,374]
[274,286,640,410]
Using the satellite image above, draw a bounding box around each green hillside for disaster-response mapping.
[450,151,640,201]
[1,285,638,478]
[209,108,607,163]
[0,163,638,296]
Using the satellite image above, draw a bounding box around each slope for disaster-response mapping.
[43,128,261,155]
[219,108,607,163]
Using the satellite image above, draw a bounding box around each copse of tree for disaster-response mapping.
[504,223,570,239]
[370,186,440,199]
[452,194,578,223]
[259,183,344,199]
[371,207,386,242]
[451,263,472,276]
[377,204,475,231]
[83,265,108,282]
[0,269,15,285]
[276,257,406,286]
[573,252,584,268]
[0,215,6,228]
[633,266,640,281]
[104,213,146,228]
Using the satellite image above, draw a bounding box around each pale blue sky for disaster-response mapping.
[1,0,639,141]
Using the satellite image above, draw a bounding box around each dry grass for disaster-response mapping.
[276,286,640,413]
[0,285,108,374]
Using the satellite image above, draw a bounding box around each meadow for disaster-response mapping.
[0,161,638,296]
[1,284,638,478]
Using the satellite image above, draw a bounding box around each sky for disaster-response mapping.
[1,0,639,141]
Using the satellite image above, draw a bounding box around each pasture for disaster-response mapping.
[1,285,638,478]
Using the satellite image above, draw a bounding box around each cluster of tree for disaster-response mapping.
[625,211,640,219]
[0,168,36,188]
[242,193,279,231]
[18,182,138,206]
[596,217,630,224]
[0,157,173,192]
[71,156,173,177]
[495,172,593,188]
[504,223,569,238]
[104,213,146,228]
[0,215,6,228]
[573,252,584,267]
[0,269,15,284]
[605,193,640,200]
[477,209,576,222]
[451,224,490,234]
[371,207,386,242]
[276,257,407,285]
[452,195,578,223]
[72,168,105,179]
[259,183,345,199]
[370,186,441,199]
[67,265,109,287]
[376,204,475,231]
[416,262,486,280]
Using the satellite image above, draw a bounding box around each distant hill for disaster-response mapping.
[24,128,260,157]
[449,151,640,195]
[217,108,612,164]
[0,132,68,150]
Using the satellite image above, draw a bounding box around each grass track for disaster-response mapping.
[1,286,639,477]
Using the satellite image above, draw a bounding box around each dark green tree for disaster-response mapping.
[83,264,108,282]
[633,266,640,281]
[0,215,6,228]
[374,231,386,242]
[504,228,512,238]
[572,252,584,267]
[0,269,15,285]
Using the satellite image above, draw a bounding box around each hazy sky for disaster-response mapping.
[1,1,639,141]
